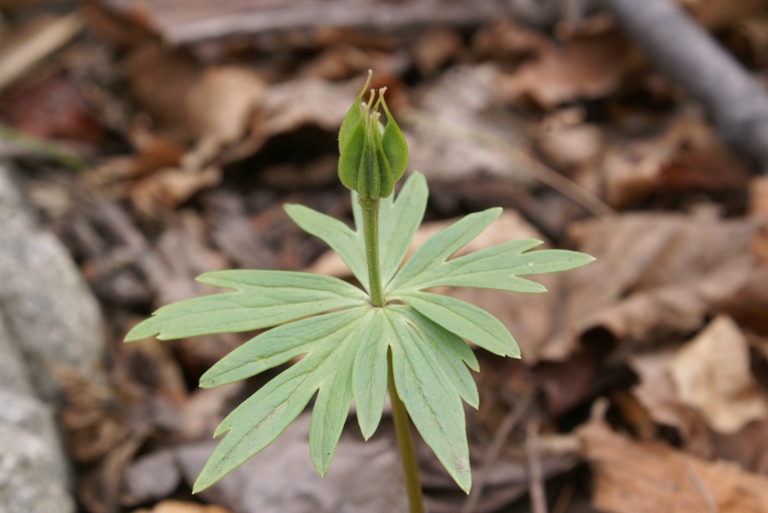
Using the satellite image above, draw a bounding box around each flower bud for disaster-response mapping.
[338,71,408,200]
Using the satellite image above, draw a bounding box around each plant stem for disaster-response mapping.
[388,350,425,513]
[360,195,424,512]
[359,197,384,306]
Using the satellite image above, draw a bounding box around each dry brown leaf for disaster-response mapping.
[413,28,462,77]
[407,64,534,184]
[579,418,768,513]
[686,0,766,30]
[184,66,266,170]
[260,77,357,137]
[724,267,768,335]
[749,176,768,264]
[133,500,234,513]
[496,33,629,108]
[471,20,550,62]
[629,350,714,457]
[712,419,768,475]
[534,112,604,172]
[123,43,198,142]
[126,166,221,217]
[601,112,750,208]
[669,316,768,433]
[557,212,758,358]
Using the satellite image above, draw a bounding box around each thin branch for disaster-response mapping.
[598,0,768,172]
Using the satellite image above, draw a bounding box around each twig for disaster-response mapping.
[527,419,549,513]
[461,394,534,513]
[0,13,84,92]
[598,0,768,172]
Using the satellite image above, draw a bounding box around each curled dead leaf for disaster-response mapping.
[579,418,768,513]
[669,316,768,433]
[496,33,629,108]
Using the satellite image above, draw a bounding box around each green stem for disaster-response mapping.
[388,350,425,513]
[360,195,424,512]
[359,197,384,307]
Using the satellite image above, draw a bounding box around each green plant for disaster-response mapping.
[124,71,594,512]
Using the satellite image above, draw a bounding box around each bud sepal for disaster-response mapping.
[338,71,409,200]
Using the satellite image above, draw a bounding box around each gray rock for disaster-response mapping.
[0,423,74,513]
[0,322,75,513]
[0,163,104,402]
[0,161,106,513]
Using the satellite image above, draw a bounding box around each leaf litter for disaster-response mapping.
[2,1,768,512]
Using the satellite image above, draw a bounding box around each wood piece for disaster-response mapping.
[598,0,768,172]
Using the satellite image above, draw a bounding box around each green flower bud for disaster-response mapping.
[338,71,409,200]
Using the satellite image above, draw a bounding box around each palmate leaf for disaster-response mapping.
[125,169,594,497]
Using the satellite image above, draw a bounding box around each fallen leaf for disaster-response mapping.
[407,64,534,184]
[712,420,768,475]
[629,349,714,457]
[471,20,550,62]
[0,71,103,143]
[125,166,222,217]
[669,316,768,433]
[601,111,750,208]
[496,32,629,108]
[123,42,198,142]
[749,176,768,265]
[534,112,604,172]
[556,212,758,358]
[184,66,266,170]
[132,500,235,513]
[413,28,462,76]
[579,418,768,513]
[723,267,768,335]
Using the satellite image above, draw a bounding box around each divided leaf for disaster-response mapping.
[352,309,390,439]
[125,270,367,341]
[398,291,520,358]
[194,306,372,492]
[375,172,428,286]
[200,307,368,388]
[284,204,369,290]
[385,309,472,492]
[390,305,479,408]
[388,212,594,295]
[387,208,501,292]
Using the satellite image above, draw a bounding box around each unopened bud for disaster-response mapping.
[338,71,408,200]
